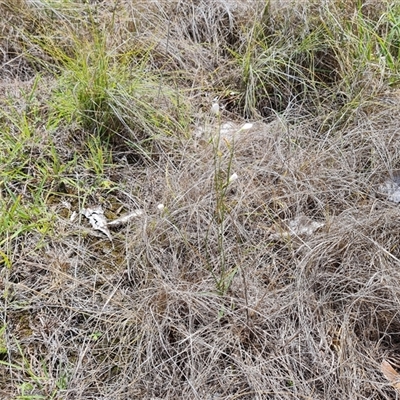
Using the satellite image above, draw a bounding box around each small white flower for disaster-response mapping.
[240,122,253,131]
[157,204,165,211]
[211,102,220,116]
[229,173,238,183]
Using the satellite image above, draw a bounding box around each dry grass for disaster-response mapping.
[2,0,400,399]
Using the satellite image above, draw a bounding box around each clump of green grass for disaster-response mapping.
[0,83,55,254]
[227,1,400,122]
[45,23,190,157]
[2,0,190,156]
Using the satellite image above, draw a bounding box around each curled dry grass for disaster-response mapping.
[2,0,400,399]
[4,104,400,399]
